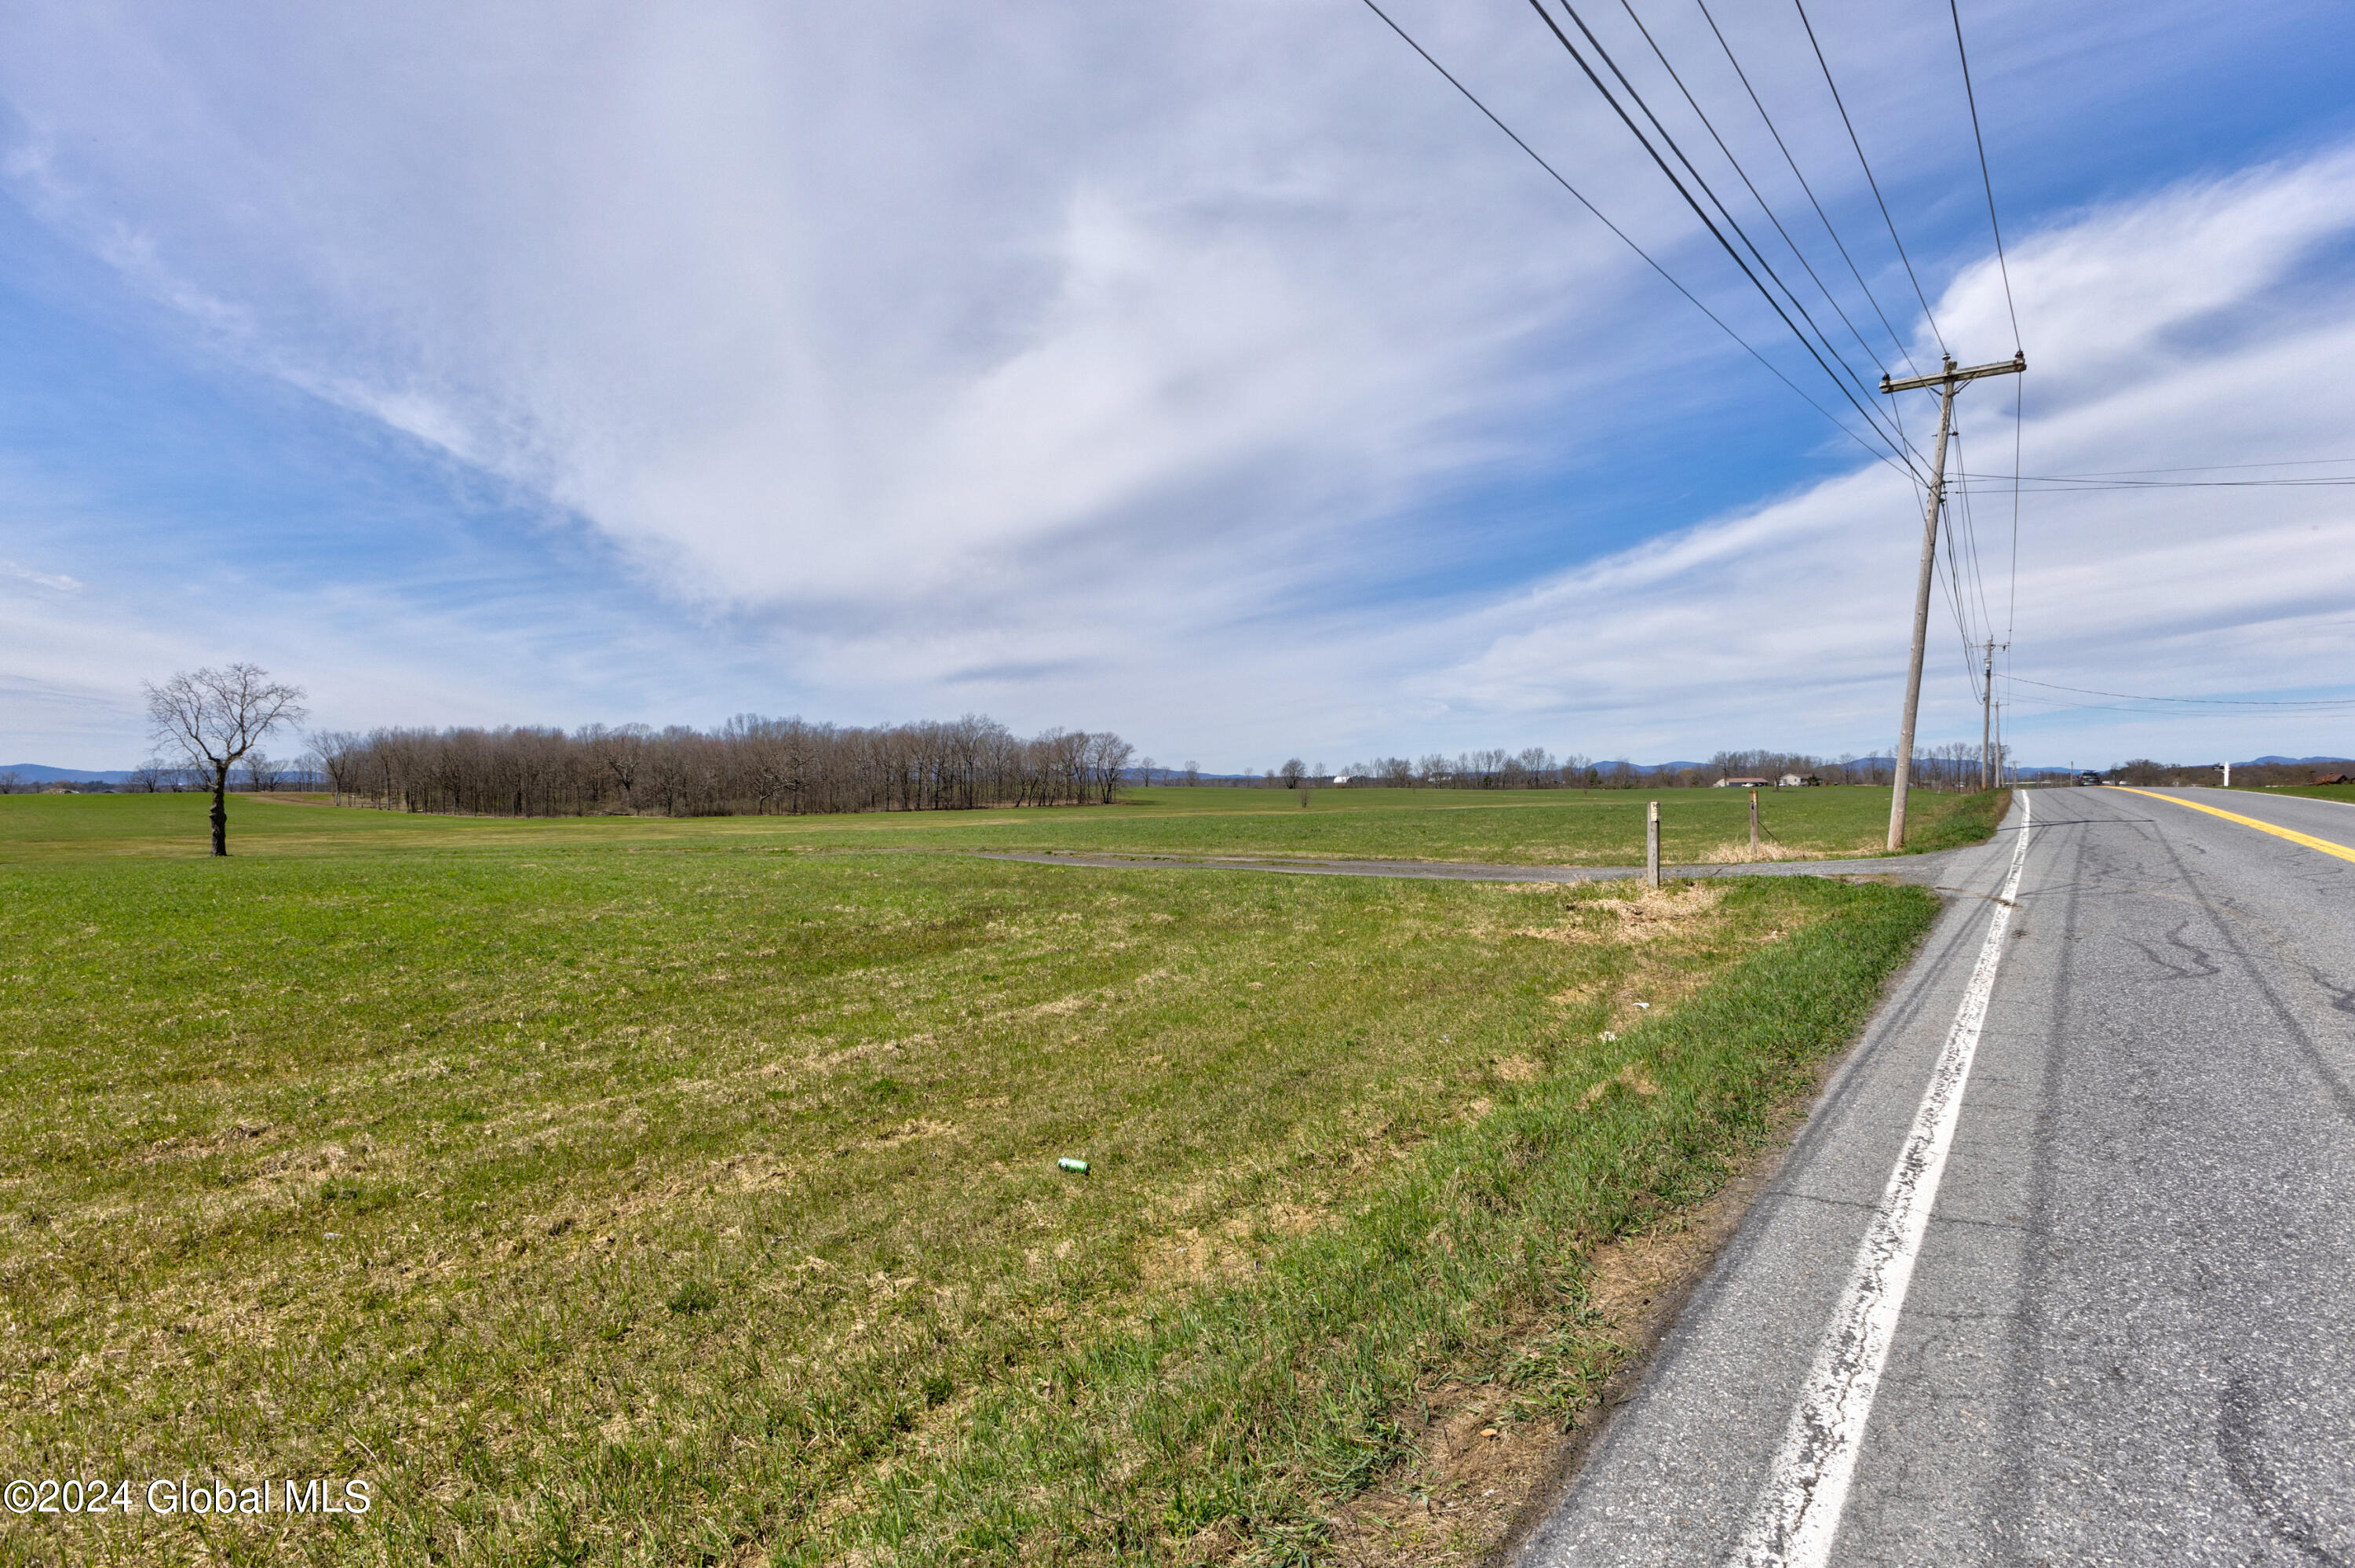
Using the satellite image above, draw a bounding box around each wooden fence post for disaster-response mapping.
[1646,799,1661,888]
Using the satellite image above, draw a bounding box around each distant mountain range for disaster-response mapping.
[2,764,329,787]
[1,764,139,783]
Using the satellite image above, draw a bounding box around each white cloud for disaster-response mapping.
[0,2,2349,768]
[1398,148,2355,761]
[1,558,82,593]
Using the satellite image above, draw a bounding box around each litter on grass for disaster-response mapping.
[1057,1158,1090,1175]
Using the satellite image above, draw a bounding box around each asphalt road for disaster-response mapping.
[1513,785,2355,1566]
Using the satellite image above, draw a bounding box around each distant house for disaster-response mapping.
[1715,776,1773,789]
[2317,773,2352,786]
[1779,773,1820,787]
[1331,776,1353,785]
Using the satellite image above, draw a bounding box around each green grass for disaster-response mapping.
[0,799,1937,1565]
[2,785,2006,870]
[2257,782,2355,805]
[1892,786,2010,854]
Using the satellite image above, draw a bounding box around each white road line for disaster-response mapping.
[1727,793,2034,1567]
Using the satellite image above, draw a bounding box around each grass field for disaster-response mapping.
[2256,782,2355,806]
[0,796,1944,1565]
[0,782,2007,869]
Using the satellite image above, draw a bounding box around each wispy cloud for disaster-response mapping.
[1394,147,2355,760]
[1,557,82,593]
[0,2,2349,768]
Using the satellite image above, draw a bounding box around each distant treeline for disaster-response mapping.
[1196,746,1995,792]
[4,737,2043,804]
[308,717,1133,817]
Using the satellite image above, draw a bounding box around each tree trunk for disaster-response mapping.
[210,764,230,856]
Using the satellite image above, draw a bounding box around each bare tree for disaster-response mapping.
[1280,757,1307,789]
[239,751,289,793]
[1084,731,1134,804]
[144,664,308,855]
[309,731,366,804]
[1181,760,1200,788]
[0,769,20,795]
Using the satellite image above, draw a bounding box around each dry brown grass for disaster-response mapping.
[1696,839,1820,863]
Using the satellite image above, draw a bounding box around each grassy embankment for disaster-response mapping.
[1,796,1941,1565]
[5,783,2006,867]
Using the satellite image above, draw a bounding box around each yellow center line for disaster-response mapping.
[2112,787,2355,866]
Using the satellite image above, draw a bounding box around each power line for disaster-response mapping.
[1948,0,2021,352]
[1354,0,1919,480]
[1548,0,1923,464]
[1978,454,2355,473]
[1611,1,1906,403]
[1935,434,1988,695]
[1949,421,1997,655]
[1525,0,1926,476]
[2001,675,2355,708]
[1692,0,1924,381]
[2005,374,2020,642]
[1989,457,2355,477]
[2000,691,2300,718]
[1952,472,2355,490]
[1791,0,1949,356]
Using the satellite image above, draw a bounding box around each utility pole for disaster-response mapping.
[1980,641,1993,791]
[1881,352,2026,850]
[1977,639,2007,792]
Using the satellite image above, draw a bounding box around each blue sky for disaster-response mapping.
[3,0,2353,772]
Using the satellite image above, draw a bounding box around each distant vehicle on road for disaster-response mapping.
[2079,771,2104,786]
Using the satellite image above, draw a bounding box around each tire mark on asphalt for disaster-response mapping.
[2123,920,2222,979]
[2218,1369,2351,1567]
[1984,792,2101,1567]
[2129,798,2355,1126]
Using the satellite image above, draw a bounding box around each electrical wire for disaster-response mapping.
[1355,0,1920,480]
[1549,0,1925,465]
[1984,457,2355,477]
[1952,472,2355,491]
[1612,1,1907,405]
[1934,457,1984,696]
[2005,374,2020,643]
[1525,0,1926,476]
[2000,675,2355,708]
[1950,421,1995,649]
[1692,0,1923,380]
[1791,0,1949,356]
[2001,691,2355,718]
[1948,0,2021,353]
